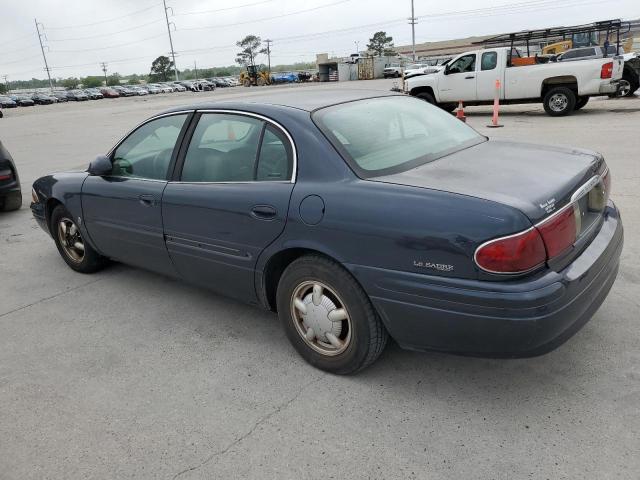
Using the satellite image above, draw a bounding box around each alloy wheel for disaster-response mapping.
[57,217,85,263]
[549,93,568,112]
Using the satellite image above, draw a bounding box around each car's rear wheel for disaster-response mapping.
[543,86,576,116]
[277,255,388,374]
[51,205,107,273]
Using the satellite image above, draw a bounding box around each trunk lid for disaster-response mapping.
[373,139,604,224]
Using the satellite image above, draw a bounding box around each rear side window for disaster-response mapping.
[257,125,293,181]
[481,51,498,71]
[180,113,293,182]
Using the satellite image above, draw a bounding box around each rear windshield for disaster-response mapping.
[313,96,485,178]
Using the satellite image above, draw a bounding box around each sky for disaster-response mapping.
[1,0,639,80]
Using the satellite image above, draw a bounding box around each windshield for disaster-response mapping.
[313,96,485,178]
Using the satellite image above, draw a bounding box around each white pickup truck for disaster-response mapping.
[404,47,623,116]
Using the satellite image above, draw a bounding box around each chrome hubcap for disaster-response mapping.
[618,79,631,96]
[291,281,352,356]
[57,217,85,263]
[549,93,568,112]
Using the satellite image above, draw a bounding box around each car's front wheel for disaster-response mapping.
[277,255,388,374]
[51,205,107,273]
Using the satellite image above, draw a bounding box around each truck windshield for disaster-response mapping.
[313,96,485,178]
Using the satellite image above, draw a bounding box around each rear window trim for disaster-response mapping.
[311,96,487,179]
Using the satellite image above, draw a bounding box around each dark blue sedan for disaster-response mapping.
[30,90,623,373]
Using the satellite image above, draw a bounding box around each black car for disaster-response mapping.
[0,96,18,108]
[30,92,622,374]
[31,93,57,105]
[84,89,104,100]
[11,95,35,106]
[52,92,69,102]
[66,90,89,101]
[0,141,21,211]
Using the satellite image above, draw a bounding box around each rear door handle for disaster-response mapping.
[138,194,156,206]
[465,75,475,79]
[251,205,277,220]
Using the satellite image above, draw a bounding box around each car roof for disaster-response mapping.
[160,88,402,114]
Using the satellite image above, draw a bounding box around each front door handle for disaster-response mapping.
[465,75,475,79]
[138,194,156,206]
[251,205,277,220]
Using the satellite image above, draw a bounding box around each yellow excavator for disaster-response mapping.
[239,65,271,87]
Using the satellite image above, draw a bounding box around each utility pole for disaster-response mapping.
[100,62,108,85]
[408,0,417,61]
[34,19,54,91]
[354,41,360,54]
[194,61,198,80]
[264,39,272,75]
[2,75,9,93]
[162,0,179,81]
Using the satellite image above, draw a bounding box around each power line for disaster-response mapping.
[44,2,162,30]
[51,33,166,53]
[47,19,164,42]
[179,0,353,31]
[175,0,276,16]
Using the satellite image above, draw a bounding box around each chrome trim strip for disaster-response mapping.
[475,172,608,275]
[473,227,545,275]
[106,110,193,157]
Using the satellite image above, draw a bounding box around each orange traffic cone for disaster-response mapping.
[455,100,466,122]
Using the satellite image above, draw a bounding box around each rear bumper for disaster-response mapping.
[598,80,619,94]
[347,202,623,357]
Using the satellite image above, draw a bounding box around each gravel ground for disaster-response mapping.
[1,79,639,479]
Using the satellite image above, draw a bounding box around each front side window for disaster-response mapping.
[481,51,498,71]
[447,54,476,74]
[181,113,292,183]
[313,96,484,178]
[112,114,187,180]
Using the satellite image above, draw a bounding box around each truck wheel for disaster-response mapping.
[416,91,436,105]
[575,96,589,110]
[543,86,576,116]
[617,75,639,97]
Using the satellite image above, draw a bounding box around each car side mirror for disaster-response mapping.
[88,154,112,176]
[443,66,450,75]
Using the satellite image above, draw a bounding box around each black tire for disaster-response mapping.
[416,91,436,105]
[543,86,576,116]
[1,191,21,211]
[575,96,589,110]
[50,205,107,273]
[439,103,458,113]
[618,74,639,98]
[276,255,388,374]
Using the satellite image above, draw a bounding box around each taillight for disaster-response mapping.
[474,228,546,274]
[536,205,577,258]
[0,169,13,181]
[601,61,613,79]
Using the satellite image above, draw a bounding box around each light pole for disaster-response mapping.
[409,0,417,61]
[355,41,360,55]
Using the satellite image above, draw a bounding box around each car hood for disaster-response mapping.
[373,139,604,223]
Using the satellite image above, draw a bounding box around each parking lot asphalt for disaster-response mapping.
[1,79,639,479]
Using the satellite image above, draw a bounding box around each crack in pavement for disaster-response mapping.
[171,374,326,479]
[0,276,109,319]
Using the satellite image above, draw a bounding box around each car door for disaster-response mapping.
[438,53,477,103]
[162,111,295,303]
[82,112,190,276]
[475,50,500,101]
